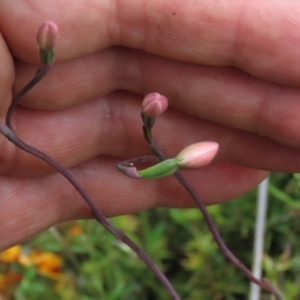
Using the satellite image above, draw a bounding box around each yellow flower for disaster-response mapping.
[30,251,63,280]
[69,225,82,236]
[0,245,21,263]
[19,252,33,267]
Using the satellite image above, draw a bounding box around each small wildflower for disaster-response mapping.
[29,250,63,280]
[69,225,82,236]
[0,245,21,263]
[19,252,32,267]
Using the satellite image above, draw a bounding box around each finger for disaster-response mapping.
[1,91,300,176]
[1,1,300,86]
[0,155,267,250]
[14,48,300,149]
[0,34,14,116]
[13,48,118,110]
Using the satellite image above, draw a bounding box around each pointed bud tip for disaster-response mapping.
[116,163,142,179]
[176,142,219,169]
[36,21,59,51]
[142,93,168,118]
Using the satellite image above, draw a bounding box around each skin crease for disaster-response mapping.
[1,0,300,249]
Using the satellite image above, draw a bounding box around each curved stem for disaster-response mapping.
[151,140,274,295]
[6,65,52,128]
[3,62,181,299]
[0,125,180,300]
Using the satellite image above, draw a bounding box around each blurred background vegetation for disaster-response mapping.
[1,172,300,300]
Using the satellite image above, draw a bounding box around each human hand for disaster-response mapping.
[1,0,300,249]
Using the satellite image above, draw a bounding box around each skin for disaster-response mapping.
[1,0,300,249]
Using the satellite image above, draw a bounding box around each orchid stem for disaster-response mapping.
[153,141,271,290]
[6,65,52,128]
[0,60,181,300]
[143,119,279,297]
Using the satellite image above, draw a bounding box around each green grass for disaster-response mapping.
[1,173,300,300]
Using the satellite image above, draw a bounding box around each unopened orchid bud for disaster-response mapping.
[138,159,178,179]
[37,21,58,50]
[116,142,218,181]
[142,93,168,118]
[36,21,58,65]
[176,142,219,169]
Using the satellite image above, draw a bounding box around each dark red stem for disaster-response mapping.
[1,65,181,300]
[151,140,274,294]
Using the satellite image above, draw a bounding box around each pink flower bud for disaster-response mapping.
[142,93,168,118]
[36,21,59,50]
[176,142,219,169]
